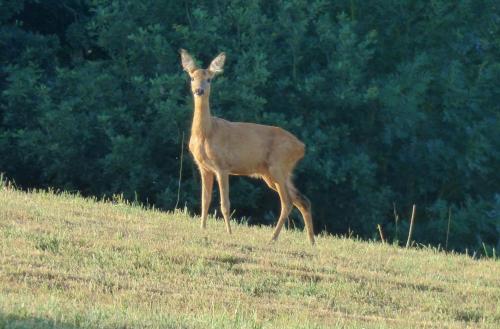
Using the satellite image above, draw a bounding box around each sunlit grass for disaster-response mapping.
[1,184,499,328]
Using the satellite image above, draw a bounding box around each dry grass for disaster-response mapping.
[0,185,499,328]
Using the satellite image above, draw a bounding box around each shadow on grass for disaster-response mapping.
[0,312,79,329]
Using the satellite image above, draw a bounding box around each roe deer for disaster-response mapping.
[180,49,314,244]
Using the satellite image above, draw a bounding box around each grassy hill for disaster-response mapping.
[1,184,499,329]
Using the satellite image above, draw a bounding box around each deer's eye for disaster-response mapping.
[207,78,211,83]
[190,77,194,81]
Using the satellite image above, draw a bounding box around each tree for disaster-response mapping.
[1,0,498,253]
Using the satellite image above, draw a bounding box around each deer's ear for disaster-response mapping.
[209,52,226,75]
[180,49,197,74]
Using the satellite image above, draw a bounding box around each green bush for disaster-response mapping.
[1,0,499,252]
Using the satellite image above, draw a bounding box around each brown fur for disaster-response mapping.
[180,49,314,244]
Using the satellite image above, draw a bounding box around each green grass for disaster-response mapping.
[0,185,499,328]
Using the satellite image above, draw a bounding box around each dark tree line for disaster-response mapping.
[1,0,499,253]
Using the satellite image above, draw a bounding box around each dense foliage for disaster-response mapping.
[1,0,499,252]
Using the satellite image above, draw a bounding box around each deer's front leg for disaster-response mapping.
[216,172,232,234]
[200,168,214,229]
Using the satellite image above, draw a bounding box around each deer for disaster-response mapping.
[180,49,315,245]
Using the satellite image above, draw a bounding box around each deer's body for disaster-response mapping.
[181,50,314,244]
[190,117,305,177]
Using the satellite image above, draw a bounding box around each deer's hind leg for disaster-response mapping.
[262,175,278,192]
[287,178,315,245]
[267,168,293,242]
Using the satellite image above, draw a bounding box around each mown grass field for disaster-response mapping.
[1,184,499,329]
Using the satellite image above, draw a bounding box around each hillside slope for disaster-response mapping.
[0,186,499,328]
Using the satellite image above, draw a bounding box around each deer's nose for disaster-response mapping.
[194,88,204,96]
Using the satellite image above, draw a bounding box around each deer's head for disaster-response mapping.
[180,49,226,98]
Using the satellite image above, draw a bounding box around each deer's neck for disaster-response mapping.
[191,96,212,137]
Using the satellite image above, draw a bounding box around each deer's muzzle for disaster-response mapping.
[194,88,204,96]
